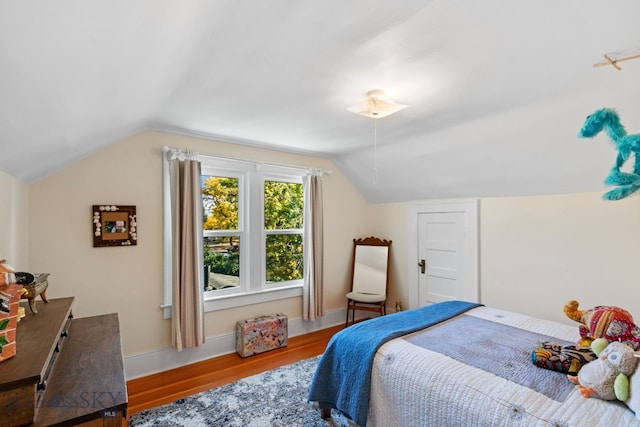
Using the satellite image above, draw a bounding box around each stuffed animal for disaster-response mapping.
[532,300,640,375]
[564,300,640,350]
[532,341,596,375]
[568,339,639,401]
[579,108,640,200]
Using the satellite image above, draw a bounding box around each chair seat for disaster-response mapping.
[346,291,386,303]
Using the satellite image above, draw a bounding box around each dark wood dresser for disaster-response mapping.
[0,297,127,426]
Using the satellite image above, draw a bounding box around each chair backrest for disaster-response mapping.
[350,237,391,296]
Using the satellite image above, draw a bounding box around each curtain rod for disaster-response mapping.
[162,146,332,176]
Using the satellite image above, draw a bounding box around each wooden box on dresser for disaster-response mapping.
[0,297,127,427]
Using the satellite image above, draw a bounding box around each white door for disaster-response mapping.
[418,212,465,306]
[409,200,479,308]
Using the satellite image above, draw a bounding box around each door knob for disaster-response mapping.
[418,259,426,274]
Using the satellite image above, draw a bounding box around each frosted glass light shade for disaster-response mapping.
[347,90,408,119]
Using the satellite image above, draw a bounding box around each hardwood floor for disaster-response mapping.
[126,324,343,417]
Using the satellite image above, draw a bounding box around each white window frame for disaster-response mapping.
[201,164,248,297]
[261,172,305,290]
[162,155,306,318]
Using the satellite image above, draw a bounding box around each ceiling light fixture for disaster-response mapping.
[347,89,408,119]
[348,90,408,184]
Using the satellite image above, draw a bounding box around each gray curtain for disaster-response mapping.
[167,151,205,351]
[303,174,324,320]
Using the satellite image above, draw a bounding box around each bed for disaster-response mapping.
[308,300,640,427]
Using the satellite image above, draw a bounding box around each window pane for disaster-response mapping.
[202,176,239,231]
[203,235,240,291]
[264,181,303,230]
[265,234,303,283]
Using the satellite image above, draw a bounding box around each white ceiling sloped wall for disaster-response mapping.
[1,1,639,203]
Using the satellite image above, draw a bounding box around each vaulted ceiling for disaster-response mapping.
[1,1,639,203]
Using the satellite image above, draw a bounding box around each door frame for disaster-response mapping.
[407,199,480,309]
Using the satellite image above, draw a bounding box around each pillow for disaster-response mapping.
[625,363,640,420]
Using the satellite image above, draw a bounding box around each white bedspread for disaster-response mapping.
[367,306,640,427]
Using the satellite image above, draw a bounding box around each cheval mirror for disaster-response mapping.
[345,236,392,326]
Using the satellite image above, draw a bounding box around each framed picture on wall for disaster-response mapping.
[92,205,137,247]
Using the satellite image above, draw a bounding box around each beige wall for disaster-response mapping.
[16,131,640,366]
[369,192,640,325]
[0,171,29,269]
[369,203,409,311]
[479,192,640,323]
[28,131,369,357]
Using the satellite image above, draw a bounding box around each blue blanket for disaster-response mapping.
[307,300,482,426]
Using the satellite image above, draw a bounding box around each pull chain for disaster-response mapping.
[373,118,379,184]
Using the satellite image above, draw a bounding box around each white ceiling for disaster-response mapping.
[1,1,639,203]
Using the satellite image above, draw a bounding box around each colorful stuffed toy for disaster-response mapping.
[578,108,640,200]
[564,300,640,350]
[532,300,640,375]
[532,341,596,375]
[568,339,639,401]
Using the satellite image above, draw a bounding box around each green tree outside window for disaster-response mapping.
[264,181,304,282]
[201,176,304,288]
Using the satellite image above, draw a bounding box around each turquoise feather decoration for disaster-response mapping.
[579,108,640,200]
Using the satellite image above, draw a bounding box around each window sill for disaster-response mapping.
[162,285,303,318]
[204,285,303,311]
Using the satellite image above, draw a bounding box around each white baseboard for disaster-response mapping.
[124,307,364,380]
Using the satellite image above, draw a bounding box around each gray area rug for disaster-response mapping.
[128,355,351,427]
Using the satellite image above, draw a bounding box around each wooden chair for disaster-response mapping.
[345,236,392,326]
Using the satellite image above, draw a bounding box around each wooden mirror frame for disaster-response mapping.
[346,236,392,326]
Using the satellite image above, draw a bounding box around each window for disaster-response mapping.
[264,180,304,284]
[202,174,242,293]
[200,157,305,311]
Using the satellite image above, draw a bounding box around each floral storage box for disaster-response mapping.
[235,313,288,358]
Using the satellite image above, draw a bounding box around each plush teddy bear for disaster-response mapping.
[568,338,639,401]
[564,300,640,350]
